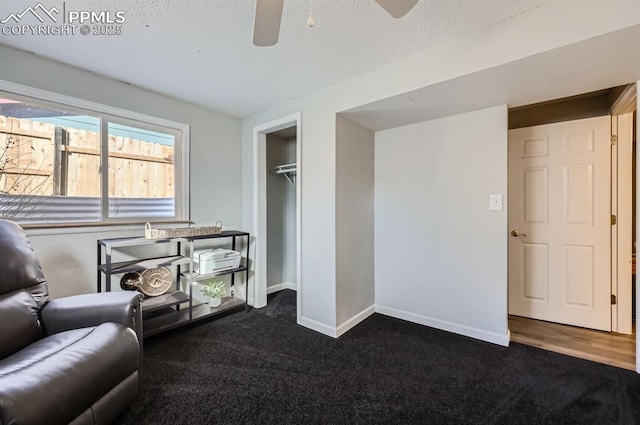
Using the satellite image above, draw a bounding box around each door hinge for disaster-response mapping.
[611,214,617,225]
[611,294,617,305]
[611,135,618,145]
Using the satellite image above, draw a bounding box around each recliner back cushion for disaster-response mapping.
[0,220,47,299]
[0,290,42,359]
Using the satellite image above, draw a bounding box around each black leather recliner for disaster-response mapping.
[0,219,143,425]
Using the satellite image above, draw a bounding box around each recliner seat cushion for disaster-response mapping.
[0,322,139,425]
[0,290,42,359]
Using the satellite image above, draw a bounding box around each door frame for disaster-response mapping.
[610,83,637,338]
[611,111,634,334]
[252,112,302,321]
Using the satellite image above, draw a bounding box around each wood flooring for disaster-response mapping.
[509,315,636,371]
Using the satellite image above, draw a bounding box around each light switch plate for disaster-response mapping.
[489,194,503,211]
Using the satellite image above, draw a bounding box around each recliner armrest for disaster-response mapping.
[41,291,143,341]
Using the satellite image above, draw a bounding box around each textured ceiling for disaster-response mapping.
[0,0,548,117]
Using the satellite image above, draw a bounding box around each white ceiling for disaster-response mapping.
[0,0,549,118]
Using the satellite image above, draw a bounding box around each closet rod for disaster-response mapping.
[271,163,297,174]
[271,163,297,186]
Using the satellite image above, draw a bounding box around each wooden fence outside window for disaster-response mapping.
[0,115,175,199]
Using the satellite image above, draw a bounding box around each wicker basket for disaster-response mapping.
[144,221,222,239]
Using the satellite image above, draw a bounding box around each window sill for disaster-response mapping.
[24,220,192,237]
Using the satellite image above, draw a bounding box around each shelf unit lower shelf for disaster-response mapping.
[142,290,189,313]
[143,297,246,337]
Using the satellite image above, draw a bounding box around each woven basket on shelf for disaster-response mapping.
[144,221,222,239]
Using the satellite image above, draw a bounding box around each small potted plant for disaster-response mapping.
[199,279,227,307]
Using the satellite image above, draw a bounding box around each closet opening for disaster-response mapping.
[266,126,298,298]
[252,112,301,322]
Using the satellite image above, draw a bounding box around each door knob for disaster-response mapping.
[511,230,527,237]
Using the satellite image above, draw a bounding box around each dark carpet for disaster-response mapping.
[116,290,640,425]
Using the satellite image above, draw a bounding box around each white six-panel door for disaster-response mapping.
[508,116,611,331]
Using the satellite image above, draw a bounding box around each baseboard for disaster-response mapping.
[336,305,376,337]
[298,306,376,339]
[375,304,510,347]
[267,282,297,294]
[298,316,337,338]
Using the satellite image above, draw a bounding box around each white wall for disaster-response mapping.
[242,3,640,337]
[375,105,509,345]
[0,45,241,298]
[283,138,298,285]
[335,116,375,332]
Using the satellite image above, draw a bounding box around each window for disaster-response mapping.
[0,86,188,226]
[106,121,177,219]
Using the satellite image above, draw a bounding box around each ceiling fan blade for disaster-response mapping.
[253,0,284,46]
[375,0,419,18]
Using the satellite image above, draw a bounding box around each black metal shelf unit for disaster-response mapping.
[97,230,251,337]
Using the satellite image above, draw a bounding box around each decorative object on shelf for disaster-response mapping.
[144,221,223,239]
[199,279,229,308]
[139,267,173,296]
[120,271,142,291]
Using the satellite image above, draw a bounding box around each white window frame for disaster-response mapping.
[0,80,190,227]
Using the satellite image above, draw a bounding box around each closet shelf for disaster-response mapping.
[271,163,297,186]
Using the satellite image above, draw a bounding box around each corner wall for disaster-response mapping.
[374,105,509,345]
[335,115,375,333]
